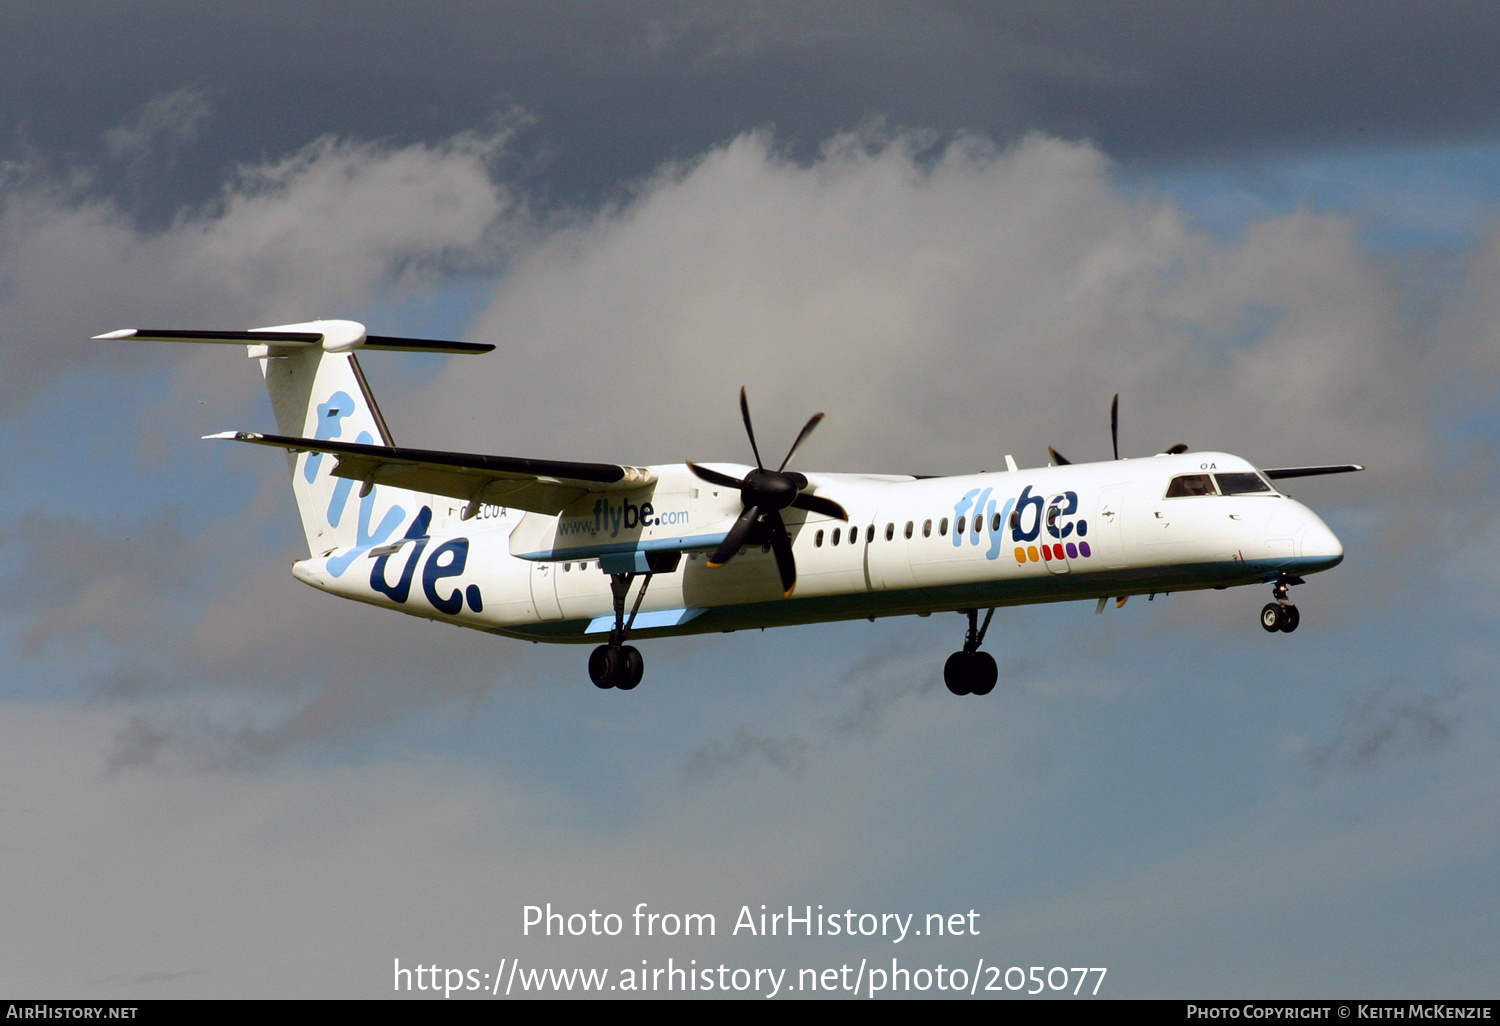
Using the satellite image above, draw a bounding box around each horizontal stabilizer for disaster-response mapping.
[206,431,655,516]
[1262,464,1365,480]
[94,321,493,355]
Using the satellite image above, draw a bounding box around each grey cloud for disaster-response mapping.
[684,725,808,779]
[1307,678,1463,772]
[16,120,1498,763]
[414,128,1443,493]
[103,87,210,164]
[0,123,517,411]
[7,2,1500,221]
[684,635,953,780]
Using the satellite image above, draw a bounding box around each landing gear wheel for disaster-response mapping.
[970,652,998,695]
[617,646,644,690]
[1278,604,1300,633]
[944,652,973,695]
[1260,603,1282,633]
[589,645,620,688]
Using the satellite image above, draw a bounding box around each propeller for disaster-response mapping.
[1047,395,1185,465]
[687,388,848,597]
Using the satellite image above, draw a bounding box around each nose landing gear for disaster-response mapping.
[944,608,998,696]
[1260,575,1302,633]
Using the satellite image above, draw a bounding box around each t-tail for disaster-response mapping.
[93,319,494,563]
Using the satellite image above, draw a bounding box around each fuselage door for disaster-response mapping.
[529,560,564,621]
[1094,485,1129,568]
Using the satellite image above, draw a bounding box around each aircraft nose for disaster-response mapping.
[1299,511,1344,570]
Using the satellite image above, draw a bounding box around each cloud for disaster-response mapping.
[1307,677,1463,772]
[14,121,1500,760]
[103,87,211,165]
[0,122,518,411]
[415,126,1445,496]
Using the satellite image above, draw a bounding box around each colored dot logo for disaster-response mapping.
[1016,542,1093,563]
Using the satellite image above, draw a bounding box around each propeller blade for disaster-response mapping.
[1048,446,1072,466]
[707,505,760,567]
[778,412,825,472]
[1262,464,1364,480]
[790,492,849,520]
[1163,443,1188,455]
[1111,394,1119,461]
[687,462,745,490]
[739,387,765,470]
[766,512,797,597]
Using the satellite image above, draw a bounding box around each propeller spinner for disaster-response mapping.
[688,388,847,597]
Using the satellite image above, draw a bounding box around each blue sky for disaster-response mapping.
[2,3,1499,999]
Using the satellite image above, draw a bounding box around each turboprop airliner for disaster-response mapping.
[97,319,1359,694]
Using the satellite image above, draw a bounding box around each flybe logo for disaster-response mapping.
[557,498,690,539]
[952,485,1094,564]
[367,507,484,615]
[304,391,483,614]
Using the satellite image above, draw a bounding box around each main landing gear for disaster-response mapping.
[944,608,998,696]
[589,571,653,690]
[1260,575,1302,634]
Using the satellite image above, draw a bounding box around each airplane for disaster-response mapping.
[96,319,1361,695]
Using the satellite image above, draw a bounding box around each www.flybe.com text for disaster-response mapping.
[556,499,689,538]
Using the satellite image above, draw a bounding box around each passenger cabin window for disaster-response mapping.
[849,526,858,544]
[886,523,895,541]
[1165,474,1217,497]
[922,519,932,538]
[904,521,914,539]
[815,529,825,547]
[1215,472,1273,495]
[832,527,841,545]
[939,517,949,535]
[956,515,967,535]
[991,511,1002,531]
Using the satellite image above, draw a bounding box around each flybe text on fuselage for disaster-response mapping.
[557,497,692,539]
[949,483,1094,564]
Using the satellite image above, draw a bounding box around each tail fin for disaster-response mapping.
[95,318,493,558]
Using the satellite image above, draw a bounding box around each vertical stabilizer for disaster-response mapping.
[257,341,412,557]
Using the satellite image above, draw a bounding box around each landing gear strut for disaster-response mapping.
[944,608,998,696]
[589,571,652,690]
[1260,575,1301,634]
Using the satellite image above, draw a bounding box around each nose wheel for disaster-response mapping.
[945,608,998,695]
[1260,577,1301,633]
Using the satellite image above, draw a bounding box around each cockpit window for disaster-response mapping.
[1165,474,1217,497]
[1215,472,1273,495]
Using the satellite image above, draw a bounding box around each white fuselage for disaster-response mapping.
[289,451,1344,644]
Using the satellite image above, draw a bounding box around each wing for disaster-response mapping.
[208,432,655,516]
[1261,464,1365,480]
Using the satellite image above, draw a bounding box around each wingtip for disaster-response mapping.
[92,328,137,340]
[202,430,258,441]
